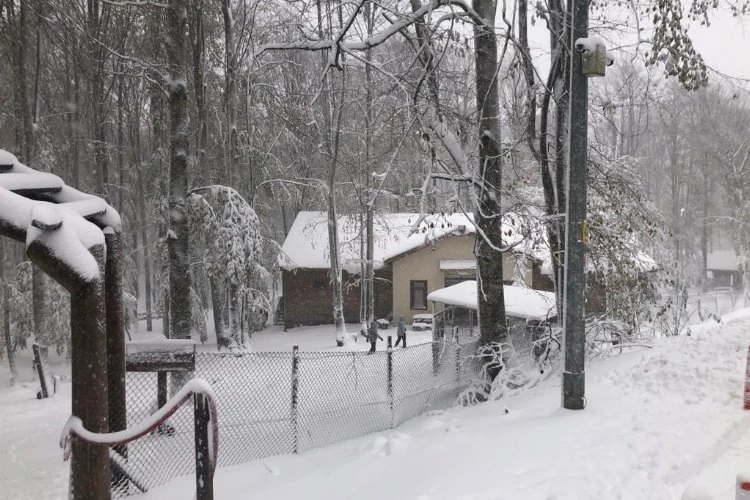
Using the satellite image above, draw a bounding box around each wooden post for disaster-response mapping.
[194,393,214,500]
[68,244,110,499]
[387,336,394,427]
[32,342,49,398]
[105,231,127,460]
[291,345,299,454]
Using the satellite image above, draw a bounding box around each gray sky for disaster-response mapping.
[521,5,750,86]
[692,10,750,81]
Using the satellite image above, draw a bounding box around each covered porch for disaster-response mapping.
[427,281,557,350]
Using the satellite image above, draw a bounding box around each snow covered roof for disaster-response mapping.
[279,211,475,272]
[0,148,121,281]
[427,280,557,320]
[707,250,738,272]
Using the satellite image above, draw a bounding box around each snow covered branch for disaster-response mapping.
[258,0,483,57]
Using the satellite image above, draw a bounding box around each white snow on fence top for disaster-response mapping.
[707,250,738,272]
[427,280,557,320]
[439,259,476,270]
[279,211,476,272]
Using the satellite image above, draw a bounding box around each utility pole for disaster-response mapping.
[562,0,589,410]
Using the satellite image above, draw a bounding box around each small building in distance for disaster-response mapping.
[706,250,741,288]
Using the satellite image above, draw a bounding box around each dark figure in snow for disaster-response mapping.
[366,321,382,354]
[394,315,407,347]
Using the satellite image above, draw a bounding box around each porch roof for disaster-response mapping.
[427,280,557,321]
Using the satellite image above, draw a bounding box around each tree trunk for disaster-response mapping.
[190,0,207,185]
[473,0,507,355]
[359,209,367,325]
[32,266,47,351]
[88,0,109,195]
[116,70,125,213]
[327,86,347,344]
[167,0,192,391]
[72,63,82,188]
[210,277,228,349]
[136,164,153,331]
[222,0,237,187]
[14,0,34,164]
[364,4,375,324]
[1,243,16,386]
[317,0,347,345]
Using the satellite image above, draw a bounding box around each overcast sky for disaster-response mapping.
[692,10,750,81]
[520,5,750,87]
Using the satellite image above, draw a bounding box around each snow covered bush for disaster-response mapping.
[458,335,560,405]
[189,186,270,350]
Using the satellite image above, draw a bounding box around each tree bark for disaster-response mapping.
[317,0,347,345]
[222,0,237,187]
[364,2,375,324]
[136,163,153,331]
[473,0,507,354]
[190,0,207,185]
[14,0,34,164]
[210,276,228,349]
[32,265,47,352]
[87,0,109,195]
[0,243,16,386]
[166,0,192,391]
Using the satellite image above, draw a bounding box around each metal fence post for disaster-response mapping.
[454,333,462,384]
[158,372,168,408]
[387,336,394,428]
[194,393,214,500]
[32,343,49,398]
[291,345,300,454]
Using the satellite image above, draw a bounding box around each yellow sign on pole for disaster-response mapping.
[582,220,589,245]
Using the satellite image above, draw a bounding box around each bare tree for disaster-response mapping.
[166,0,192,388]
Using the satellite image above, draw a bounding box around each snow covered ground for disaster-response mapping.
[1,313,750,499]
[141,311,750,500]
[127,319,436,353]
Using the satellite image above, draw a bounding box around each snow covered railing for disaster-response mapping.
[60,379,219,500]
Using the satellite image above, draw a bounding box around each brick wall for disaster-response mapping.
[283,268,393,330]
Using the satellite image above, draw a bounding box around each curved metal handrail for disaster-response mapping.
[60,378,219,485]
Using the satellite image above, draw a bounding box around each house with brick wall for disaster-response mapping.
[278,211,535,329]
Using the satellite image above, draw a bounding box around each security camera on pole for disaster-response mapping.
[562,2,612,410]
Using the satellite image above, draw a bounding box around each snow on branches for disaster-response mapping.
[189,185,269,350]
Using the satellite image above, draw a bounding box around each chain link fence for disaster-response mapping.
[111,336,480,497]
